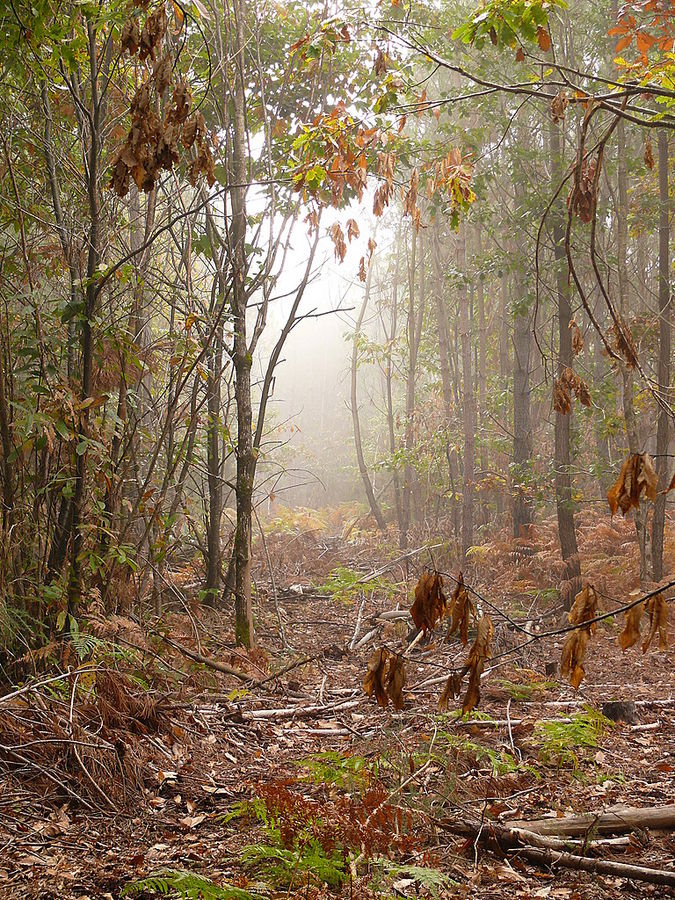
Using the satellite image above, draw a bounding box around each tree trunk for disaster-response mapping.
[652,130,671,581]
[616,111,652,584]
[458,224,474,561]
[512,266,533,537]
[550,120,580,590]
[205,326,224,601]
[230,0,255,647]
[351,258,387,531]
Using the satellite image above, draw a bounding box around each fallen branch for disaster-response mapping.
[511,804,675,836]
[514,845,675,888]
[158,634,252,682]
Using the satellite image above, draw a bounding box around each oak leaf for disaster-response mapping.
[410,571,446,633]
[537,26,551,52]
[446,571,475,645]
[607,453,658,516]
[569,320,583,354]
[642,594,668,652]
[363,647,406,710]
[618,600,644,651]
[437,671,462,712]
[462,615,493,714]
[644,139,654,170]
[561,584,599,690]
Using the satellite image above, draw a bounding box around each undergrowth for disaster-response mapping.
[315,566,398,604]
[534,707,612,768]
[121,869,259,900]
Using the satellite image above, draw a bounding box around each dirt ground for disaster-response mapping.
[1,511,674,899]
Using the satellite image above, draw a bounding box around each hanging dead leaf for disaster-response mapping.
[644,139,654,170]
[610,318,638,368]
[607,453,658,516]
[553,379,571,414]
[569,320,584,354]
[121,17,140,55]
[410,571,446,633]
[551,90,568,124]
[462,615,493,714]
[561,628,589,690]
[346,218,360,242]
[567,156,598,224]
[139,5,168,62]
[446,571,475,645]
[437,671,462,712]
[358,256,367,282]
[537,26,551,52]
[515,46,525,62]
[642,594,668,652]
[561,584,599,690]
[618,600,644,651]
[362,647,406,709]
[328,223,347,263]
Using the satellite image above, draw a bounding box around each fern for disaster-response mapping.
[534,707,612,768]
[295,750,376,790]
[371,859,456,899]
[121,869,259,900]
[242,840,346,889]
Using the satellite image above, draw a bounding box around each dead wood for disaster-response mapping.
[514,846,675,888]
[511,804,675,836]
[158,634,252,681]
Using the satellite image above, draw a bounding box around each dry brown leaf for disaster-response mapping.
[642,594,668,653]
[328,223,347,263]
[446,571,475,645]
[437,672,462,712]
[610,318,638,368]
[410,571,446,633]
[607,453,658,516]
[362,647,406,710]
[551,90,568,123]
[553,378,571,414]
[561,628,589,690]
[537,26,551,52]
[618,601,644,651]
[644,139,654,170]
[561,584,599,690]
[462,615,493,714]
[121,17,140,55]
[569,319,584,354]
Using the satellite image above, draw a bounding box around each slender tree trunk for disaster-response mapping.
[512,266,533,537]
[616,113,652,583]
[458,224,474,561]
[476,225,488,523]
[550,120,580,589]
[383,245,405,543]
[351,259,387,531]
[652,131,671,581]
[230,0,254,647]
[205,325,224,600]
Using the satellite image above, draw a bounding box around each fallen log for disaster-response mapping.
[514,846,675,888]
[435,817,673,886]
[511,804,675,836]
[158,635,252,682]
[435,818,629,854]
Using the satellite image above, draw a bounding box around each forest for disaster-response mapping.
[0,0,674,897]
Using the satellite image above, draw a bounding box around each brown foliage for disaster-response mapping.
[560,584,599,690]
[437,671,462,712]
[644,138,654,169]
[328,223,347,263]
[553,378,571,414]
[567,156,598,224]
[559,367,592,409]
[362,647,406,710]
[618,600,644,651]
[446,571,475,645]
[569,319,584,354]
[643,594,668,652]
[410,571,446,633]
[607,453,658,516]
[462,615,494,713]
[610,317,638,368]
[551,90,568,123]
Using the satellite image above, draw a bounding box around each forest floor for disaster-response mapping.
[1,506,674,899]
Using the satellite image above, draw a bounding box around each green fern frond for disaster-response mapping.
[121,869,260,900]
[372,858,456,898]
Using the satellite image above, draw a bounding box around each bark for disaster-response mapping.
[230,0,255,647]
[550,120,580,588]
[511,804,675,836]
[652,130,671,581]
[476,224,488,525]
[512,265,533,537]
[431,228,460,539]
[458,224,474,560]
[351,259,387,531]
[383,244,405,542]
[615,111,652,584]
[205,325,224,600]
